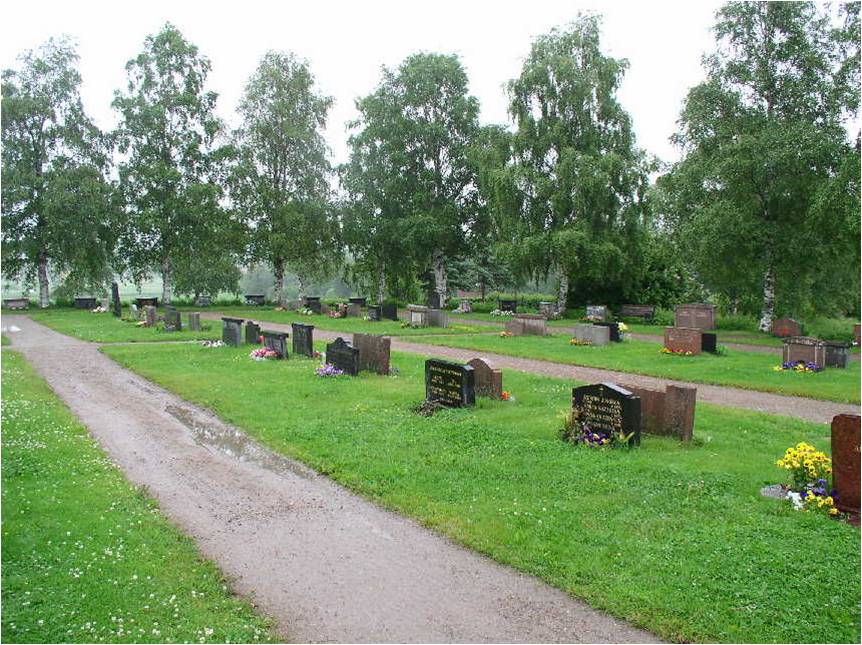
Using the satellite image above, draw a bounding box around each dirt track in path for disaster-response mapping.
[3,316,657,644]
[200,312,860,424]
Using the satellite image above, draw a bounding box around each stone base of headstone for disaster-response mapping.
[831,414,860,515]
[782,336,826,367]
[467,358,502,399]
[595,321,621,342]
[188,312,201,331]
[623,383,696,441]
[664,327,702,355]
[353,333,391,375]
[571,324,610,346]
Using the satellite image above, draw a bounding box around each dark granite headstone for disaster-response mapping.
[347,302,362,317]
[824,341,850,368]
[144,306,157,327]
[499,298,517,313]
[74,297,97,309]
[831,414,861,515]
[325,337,359,376]
[425,359,475,407]
[571,382,641,446]
[135,297,158,308]
[595,321,621,342]
[111,282,121,317]
[428,292,442,309]
[194,295,211,307]
[381,303,398,321]
[245,294,266,306]
[261,330,288,358]
[221,317,244,346]
[353,333,391,375]
[188,312,201,331]
[467,357,502,399]
[303,296,322,314]
[164,306,182,332]
[291,323,314,358]
[349,297,367,307]
[701,332,717,353]
[367,305,381,321]
[245,321,261,345]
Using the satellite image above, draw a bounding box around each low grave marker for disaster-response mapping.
[782,336,826,368]
[664,327,702,355]
[595,321,621,342]
[824,341,850,369]
[3,298,28,310]
[221,317,244,346]
[347,302,362,317]
[622,383,696,442]
[292,323,314,357]
[571,382,641,446]
[407,304,429,327]
[74,297,97,309]
[425,359,475,407]
[367,305,381,322]
[135,296,158,308]
[164,306,182,332]
[245,321,261,345]
[427,308,448,328]
[571,324,610,346]
[303,296,322,314]
[381,303,398,321]
[325,337,359,376]
[245,294,265,306]
[499,298,517,313]
[619,304,656,321]
[538,301,556,318]
[261,330,288,359]
[188,312,201,331]
[674,303,716,330]
[505,313,547,336]
[349,297,367,307]
[353,333,391,375]
[194,295,211,307]
[701,332,718,353]
[831,414,860,515]
[144,306,157,327]
[467,358,502,399]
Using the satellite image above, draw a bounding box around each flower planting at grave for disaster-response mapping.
[775,442,839,517]
[559,409,634,448]
[250,347,280,360]
[618,321,629,339]
[499,330,513,337]
[200,340,225,348]
[501,390,511,401]
[315,363,344,377]
[660,346,694,356]
[569,337,593,346]
[489,309,514,317]
[299,307,315,316]
[328,309,345,318]
[774,360,823,373]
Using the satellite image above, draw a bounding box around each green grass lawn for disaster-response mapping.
[408,334,860,403]
[101,341,859,644]
[1,350,274,643]
[21,308,220,343]
[190,306,490,336]
[2,333,9,346]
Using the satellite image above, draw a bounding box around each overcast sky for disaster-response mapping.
[1,0,725,166]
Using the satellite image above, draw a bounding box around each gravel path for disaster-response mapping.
[210,313,860,424]
[3,316,657,644]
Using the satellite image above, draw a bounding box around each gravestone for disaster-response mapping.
[221,317,244,346]
[3,298,28,310]
[144,306,157,327]
[135,297,158,308]
[291,323,314,358]
[367,305,381,322]
[347,302,362,318]
[349,297,367,308]
[245,294,265,306]
[664,327,702,355]
[824,341,850,368]
[164,306,182,332]
[381,303,398,321]
[245,321,262,345]
[505,314,547,336]
[261,330,288,358]
[425,359,475,407]
[674,304,716,330]
[194,295,211,307]
[427,308,448,328]
[539,301,556,318]
[854,324,860,346]
[353,333,391,375]
[701,332,718,354]
[619,305,656,321]
[831,414,860,515]
[623,383,696,442]
[101,297,110,310]
[595,321,621,342]
[407,304,429,327]
[111,282,121,317]
[467,357,502,399]
[74,297,97,309]
[586,305,608,322]
[499,298,517,313]
[428,292,443,309]
[458,299,473,313]
[325,337,359,376]
[129,303,139,319]
[571,324,610,346]
[571,382,641,446]
[188,312,201,332]
[772,318,802,338]
[782,336,826,368]
[303,296,322,314]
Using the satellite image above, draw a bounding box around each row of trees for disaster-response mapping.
[3,2,860,325]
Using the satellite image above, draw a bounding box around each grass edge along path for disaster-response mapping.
[101,341,860,644]
[1,349,275,644]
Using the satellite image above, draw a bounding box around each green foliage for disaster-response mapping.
[1,38,117,306]
[113,24,233,304]
[232,51,340,304]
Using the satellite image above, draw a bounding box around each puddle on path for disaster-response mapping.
[165,404,317,481]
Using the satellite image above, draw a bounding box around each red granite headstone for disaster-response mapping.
[624,384,696,442]
[781,336,826,367]
[772,318,802,338]
[854,324,860,347]
[467,357,503,399]
[674,304,716,330]
[664,327,703,355]
[831,414,860,515]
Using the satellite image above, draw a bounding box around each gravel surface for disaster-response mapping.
[207,313,860,424]
[3,315,658,643]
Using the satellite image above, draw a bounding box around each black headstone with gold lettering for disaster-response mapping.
[571,382,641,446]
[425,359,475,407]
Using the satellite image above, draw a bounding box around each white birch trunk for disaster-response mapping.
[161,258,173,305]
[376,267,386,304]
[37,251,50,308]
[432,251,447,308]
[556,270,569,314]
[297,275,306,300]
[758,264,775,332]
